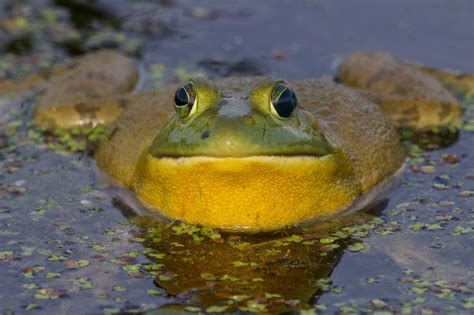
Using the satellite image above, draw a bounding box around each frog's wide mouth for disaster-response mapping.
[150,150,332,159]
[151,154,332,161]
[148,133,335,159]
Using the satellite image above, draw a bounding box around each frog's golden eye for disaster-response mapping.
[174,83,196,119]
[270,83,297,119]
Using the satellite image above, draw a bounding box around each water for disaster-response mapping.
[0,1,473,314]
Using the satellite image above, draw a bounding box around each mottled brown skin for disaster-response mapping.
[338,51,463,129]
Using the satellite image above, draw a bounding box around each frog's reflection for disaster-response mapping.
[130,208,378,313]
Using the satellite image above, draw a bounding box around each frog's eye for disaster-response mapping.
[270,83,297,119]
[174,83,196,119]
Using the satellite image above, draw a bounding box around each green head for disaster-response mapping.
[149,77,333,158]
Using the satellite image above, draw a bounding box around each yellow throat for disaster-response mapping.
[131,153,361,231]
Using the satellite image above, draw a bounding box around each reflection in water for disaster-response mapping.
[130,211,376,313]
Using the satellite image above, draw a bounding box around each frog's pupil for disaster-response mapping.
[175,87,189,107]
[274,87,297,118]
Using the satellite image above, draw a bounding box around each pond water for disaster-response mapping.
[0,1,473,314]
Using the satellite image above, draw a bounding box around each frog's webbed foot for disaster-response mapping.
[337,51,464,130]
[33,50,138,130]
[401,61,474,101]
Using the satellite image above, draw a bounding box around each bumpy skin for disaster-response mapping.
[338,51,463,129]
[27,50,469,230]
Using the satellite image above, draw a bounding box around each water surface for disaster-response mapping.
[0,1,473,314]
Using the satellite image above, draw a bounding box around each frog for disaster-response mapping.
[2,49,469,231]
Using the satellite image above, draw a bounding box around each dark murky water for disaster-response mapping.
[0,1,473,314]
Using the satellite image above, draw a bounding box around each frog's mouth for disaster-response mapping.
[148,133,334,159]
[130,152,361,231]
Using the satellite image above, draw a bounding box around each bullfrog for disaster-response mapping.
[3,50,469,231]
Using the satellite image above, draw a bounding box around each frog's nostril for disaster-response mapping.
[201,130,211,139]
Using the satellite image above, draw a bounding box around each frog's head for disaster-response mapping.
[150,77,332,158]
[132,77,361,231]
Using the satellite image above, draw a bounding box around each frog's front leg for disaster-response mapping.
[34,82,129,130]
[33,50,138,130]
[401,61,474,100]
[337,51,465,130]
